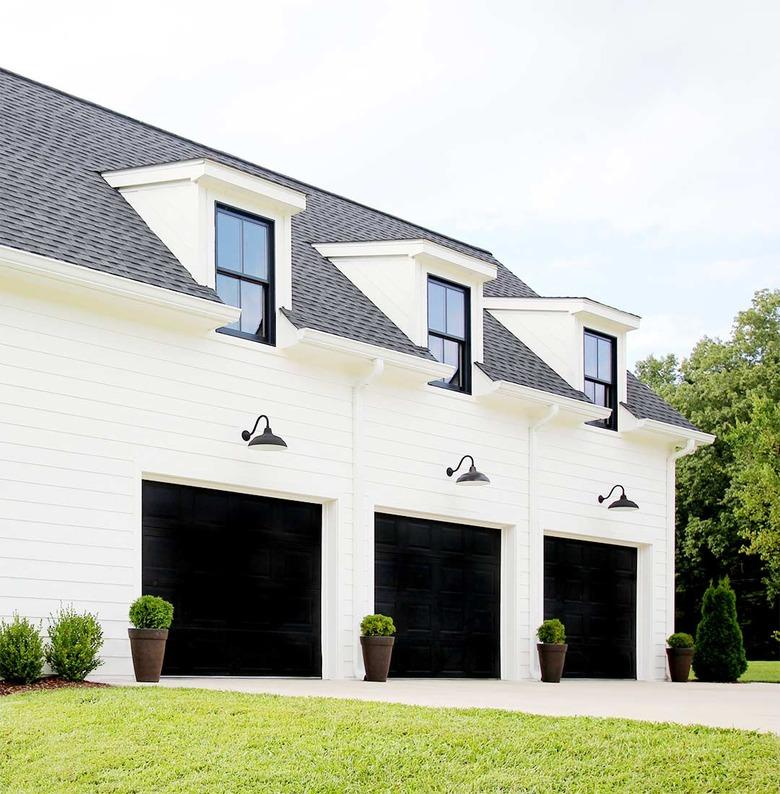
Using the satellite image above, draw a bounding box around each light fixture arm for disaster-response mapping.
[447,454,475,478]
[598,484,626,504]
[242,414,271,441]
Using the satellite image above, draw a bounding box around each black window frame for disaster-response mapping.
[427,275,471,394]
[214,203,276,346]
[584,328,618,430]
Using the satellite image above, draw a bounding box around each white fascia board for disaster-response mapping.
[0,244,240,330]
[622,416,715,446]
[491,378,612,420]
[314,239,497,282]
[484,297,641,331]
[103,158,307,216]
[294,326,453,378]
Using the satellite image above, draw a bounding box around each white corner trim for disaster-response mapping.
[491,378,612,421]
[103,158,307,215]
[314,239,497,281]
[0,244,240,327]
[625,417,715,446]
[293,326,453,378]
[484,296,640,331]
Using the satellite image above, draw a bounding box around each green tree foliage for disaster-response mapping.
[636,290,780,653]
[360,614,396,636]
[692,578,747,682]
[129,595,174,630]
[46,607,104,681]
[0,614,44,684]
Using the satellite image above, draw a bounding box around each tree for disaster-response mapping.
[692,578,748,682]
[636,289,780,655]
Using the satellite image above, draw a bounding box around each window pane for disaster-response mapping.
[240,281,264,337]
[598,337,613,382]
[446,287,465,337]
[428,334,444,362]
[216,211,241,272]
[242,219,268,279]
[428,281,446,332]
[443,339,460,367]
[594,382,607,406]
[216,273,240,330]
[584,334,598,378]
[584,380,595,402]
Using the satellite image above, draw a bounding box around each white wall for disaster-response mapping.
[0,272,675,680]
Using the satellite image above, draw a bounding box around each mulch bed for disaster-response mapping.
[0,676,111,697]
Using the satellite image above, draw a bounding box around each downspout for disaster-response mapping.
[528,404,559,679]
[664,438,697,662]
[351,358,384,678]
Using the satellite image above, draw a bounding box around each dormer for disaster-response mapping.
[484,297,640,428]
[315,239,497,390]
[103,159,307,344]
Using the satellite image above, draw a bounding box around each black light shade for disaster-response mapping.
[241,415,287,451]
[598,484,639,511]
[447,455,490,487]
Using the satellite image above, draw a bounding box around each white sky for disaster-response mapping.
[5,1,779,365]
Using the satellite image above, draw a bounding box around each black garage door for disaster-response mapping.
[544,536,636,678]
[142,481,321,676]
[375,513,500,677]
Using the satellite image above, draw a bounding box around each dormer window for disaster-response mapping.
[427,276,471,393]
[584,329,617,429]
[215,204,275,344]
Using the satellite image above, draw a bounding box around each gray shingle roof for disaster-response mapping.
[0,68,696,432]
[623,372,699,431]
[479,312,590,402]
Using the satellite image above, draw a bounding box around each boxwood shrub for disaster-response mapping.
[129,595,174,630]
[46,607,104,681]
[360,614,396,637]
[667,632,694,649]
[537,618,566,644]
[0,614,44,684]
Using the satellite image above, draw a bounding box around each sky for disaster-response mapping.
[5,1,779,366]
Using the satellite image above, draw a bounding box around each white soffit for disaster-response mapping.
[484,296,641,333]
[103,158,307,216]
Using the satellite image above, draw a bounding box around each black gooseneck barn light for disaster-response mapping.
[446,455,490,487]
[241,414,288,451]
[598,484,639,511]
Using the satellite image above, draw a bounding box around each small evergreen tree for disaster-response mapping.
[692,578,748,682]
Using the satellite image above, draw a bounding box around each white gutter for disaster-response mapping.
[294,327,452,380]
[352,358,385,678]
[527,405,559,679]
[0,244,240,328]
[491,379,611,423]
[664,438,699,662]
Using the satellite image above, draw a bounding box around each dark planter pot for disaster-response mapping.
[128,628,168,682]
[666,647,694,682]
[361,635,395,682]
[537,643,568,683]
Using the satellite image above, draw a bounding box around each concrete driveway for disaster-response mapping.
[93,676,779,734]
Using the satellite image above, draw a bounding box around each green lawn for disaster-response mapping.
[1,688,778,793]
[742,661,780,683]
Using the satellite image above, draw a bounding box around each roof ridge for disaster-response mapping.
[0,66,496,261]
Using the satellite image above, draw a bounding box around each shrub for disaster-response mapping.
[667,632,694,649]
[692,578,748,682]
[46,607,103,681]
[129,595,174,630]
[360,614,395,637]
[0,614,44,684]
[537,619,566,644]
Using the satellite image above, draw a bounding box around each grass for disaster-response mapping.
[742,661,780,683]
[1,688,778,793]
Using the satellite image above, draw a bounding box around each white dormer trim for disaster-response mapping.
[483,296,640,333]
[315,239,496,364]
[102,159,307,322]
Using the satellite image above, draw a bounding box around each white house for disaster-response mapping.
[0,69,712,681]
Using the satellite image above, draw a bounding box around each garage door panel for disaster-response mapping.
[142,481,321,677]
[544,536,636,679]
[376,513,500,678]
